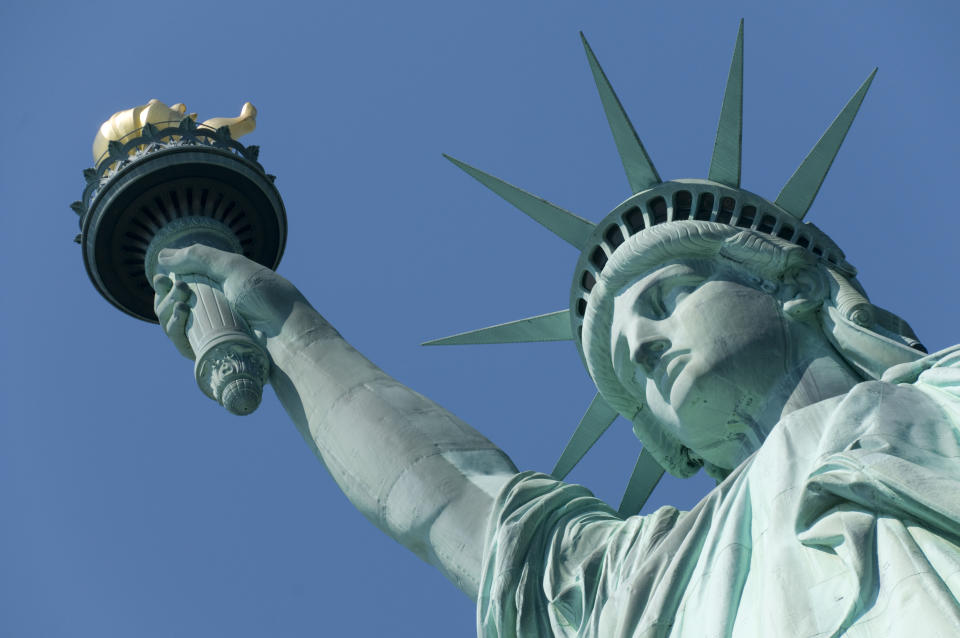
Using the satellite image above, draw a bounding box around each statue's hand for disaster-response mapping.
[152,244,308,355]
[152,272,195,359]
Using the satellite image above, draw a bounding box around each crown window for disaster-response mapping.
[590,245,608,270]
[736,205,757,228]
[605,224,625,248]
[650,197,668,224]
[717,197,735,224]
[758,214,776,234]
[624,206,645,234]
[673,191,692,221]
[581,271,596,292]
[777,224,795,240]
[695,192,714,220]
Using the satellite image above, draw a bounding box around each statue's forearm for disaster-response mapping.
[263,300,517,599]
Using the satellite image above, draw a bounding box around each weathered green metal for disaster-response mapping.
[775,69,877,220]
[551,392,618,480]
[443,154,594,249]
[423,310,572,346]
[117,28,960,636]
[708,19,744,188]
[617,447,665,517]
[580,32,661,194]
[433,26,886,511]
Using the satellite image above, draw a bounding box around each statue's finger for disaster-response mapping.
[167,309,186,334]
[171,279,191,302]
[154,296,172,327]
[166,301,194,359]
[152,273,172,298]
[155,278,192,326]
[154,288,180,327]
[152,275,172,316]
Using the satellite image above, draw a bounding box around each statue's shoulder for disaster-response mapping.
[844,344,960,437]
[764,350,960,488]
[881,344,960,387]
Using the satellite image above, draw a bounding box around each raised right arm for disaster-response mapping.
[154,244,519,600]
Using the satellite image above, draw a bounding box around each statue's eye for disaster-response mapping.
[652,276,703,317]
[632,268,705,319]
[663,284,697,312]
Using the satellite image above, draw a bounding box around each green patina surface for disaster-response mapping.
[90,21,959,638]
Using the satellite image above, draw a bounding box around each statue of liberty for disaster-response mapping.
[148,23,960,637]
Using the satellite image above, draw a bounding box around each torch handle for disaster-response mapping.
[172,272,270,416]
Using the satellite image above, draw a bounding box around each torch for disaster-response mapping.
[73,100,287,415]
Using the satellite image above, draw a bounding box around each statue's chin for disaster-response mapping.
[693,430,759,473]
[667,384,765,472]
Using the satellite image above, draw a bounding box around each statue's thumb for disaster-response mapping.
[157,246,214,278]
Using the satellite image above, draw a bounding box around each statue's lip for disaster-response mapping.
[656,350,690,396]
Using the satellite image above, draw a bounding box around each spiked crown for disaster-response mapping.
[427,22,886,515]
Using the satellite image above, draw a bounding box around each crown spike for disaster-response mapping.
[618,447,665,517]
[422,310,572,346]
[581,33,662,194]
[775,69,877,220]
[708,20,744,188]
[443,155,594,249]
[551,393,619,480]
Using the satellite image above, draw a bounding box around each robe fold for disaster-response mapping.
[478,348,960,637]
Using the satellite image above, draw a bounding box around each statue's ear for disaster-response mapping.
[779,263,829,319]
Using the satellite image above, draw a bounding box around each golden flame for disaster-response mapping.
[92,99,257,166]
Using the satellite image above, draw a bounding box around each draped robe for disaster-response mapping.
[478,348,960,637]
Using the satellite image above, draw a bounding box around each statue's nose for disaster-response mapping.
[632,335,671,375]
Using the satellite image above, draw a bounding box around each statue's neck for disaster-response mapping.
[761,322,863,427]
[707,338,861,480]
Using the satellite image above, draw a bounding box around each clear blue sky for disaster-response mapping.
[1,1,958,636]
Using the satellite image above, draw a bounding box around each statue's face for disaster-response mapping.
[610,257,792,471]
